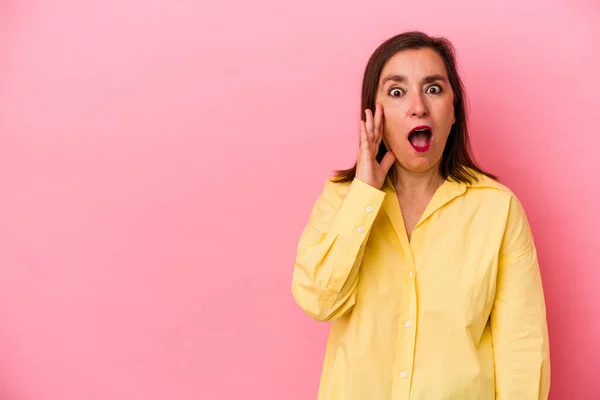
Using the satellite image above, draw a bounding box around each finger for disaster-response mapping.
[365,109,374,141]
[374,104,383,140]
[380,151,396,173]
[359,120,370,151]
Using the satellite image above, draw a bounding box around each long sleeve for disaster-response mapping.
[491,195,551,399]
[291,178,386,321]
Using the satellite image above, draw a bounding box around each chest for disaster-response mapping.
[359,207,505,322]
[397,194,430,240]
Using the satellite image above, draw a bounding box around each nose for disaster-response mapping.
[407,92,429,119]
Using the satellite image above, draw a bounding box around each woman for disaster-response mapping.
[291,31,550,399]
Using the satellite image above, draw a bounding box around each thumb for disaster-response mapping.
[380,151,396,174]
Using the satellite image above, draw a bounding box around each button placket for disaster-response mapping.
[394,259,418,397]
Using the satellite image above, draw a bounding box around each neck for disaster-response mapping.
[393,164,445,196]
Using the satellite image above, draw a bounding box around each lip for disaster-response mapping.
[409,125,432,135]
[408,125,433,153]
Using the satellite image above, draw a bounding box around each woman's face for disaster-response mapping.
[375,48,455,174]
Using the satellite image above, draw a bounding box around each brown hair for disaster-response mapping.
[332,31,496,184]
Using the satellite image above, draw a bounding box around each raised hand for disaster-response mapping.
[355,104,396,189]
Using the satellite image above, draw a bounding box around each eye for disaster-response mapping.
[426,84,443,94]
[388,88,404,97]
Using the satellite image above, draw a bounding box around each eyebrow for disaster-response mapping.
[380,74,448,87]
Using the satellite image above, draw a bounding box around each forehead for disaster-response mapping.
[379,48,448,82]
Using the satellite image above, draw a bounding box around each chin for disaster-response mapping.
[407,164,435,173]
[399,156,440,173]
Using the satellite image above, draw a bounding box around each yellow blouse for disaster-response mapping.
[292,173,550,399]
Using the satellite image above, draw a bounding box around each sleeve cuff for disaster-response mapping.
[329,178,387,239]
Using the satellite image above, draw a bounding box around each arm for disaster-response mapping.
[491,195,551,399]
[291,178,386,321]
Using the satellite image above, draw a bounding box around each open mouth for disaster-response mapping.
[408,125,433,152]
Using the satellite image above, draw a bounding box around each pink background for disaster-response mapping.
[1,1,599,399]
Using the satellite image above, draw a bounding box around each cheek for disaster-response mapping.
[381,105,410,151]
[382,106,405,132]
[382,118,403,145]
[443,99,455,124]
[381,127,396,150]
[382,128,405,153]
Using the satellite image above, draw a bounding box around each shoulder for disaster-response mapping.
[465,170,530,229]
[323,177,352,194]
[317,176,387,210]
[321,176,383,198]
[467,172,512,194]
[313,177,351,205]
[462,171,535,254]
[464,171,519,205]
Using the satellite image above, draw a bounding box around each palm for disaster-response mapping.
[356,105,396,189]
